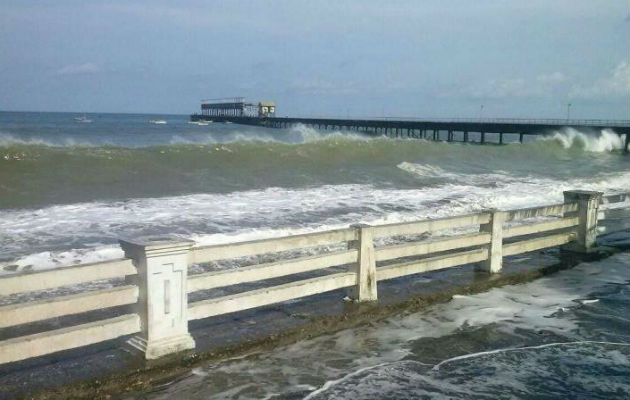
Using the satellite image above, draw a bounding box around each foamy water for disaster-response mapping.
[1,111,629,399]
[0,113,628,275]
[0,122,626,151]
[543,128,626,152]
[130,252,630,400]
[1,170,628,274]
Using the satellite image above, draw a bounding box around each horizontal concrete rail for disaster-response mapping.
[597,208,630,221]
[372,213,490,239]
[376,248,488,281]
[190,228,357,264]
[505,203,578,222]
[0,258,136,296]
[0,285,138,328]
[503,217,579,239]
[188,249,358,293]
[375,232,490,262]
[188,272,356,320]
[596,194,630,235]
[600,192,629,205]
[503,232,575,257]
[598,220,630,235]
[0,314,140,364]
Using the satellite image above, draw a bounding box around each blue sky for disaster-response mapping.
[1,0,628,118]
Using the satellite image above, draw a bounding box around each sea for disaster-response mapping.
[0,111,629,399]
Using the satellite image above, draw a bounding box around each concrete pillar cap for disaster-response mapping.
[119,236,194,255]
[563,190,603,200]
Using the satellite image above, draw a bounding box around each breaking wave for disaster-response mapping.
[1,125,626,152]
[2,170,628,274]
[0,125,371,148]
[541,128,626,152]
[1,122,628,272]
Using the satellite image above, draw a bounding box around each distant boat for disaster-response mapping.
[74,114,92,123]
[224,121,233,124]
[149,119,167,125]
[188,120,211,126]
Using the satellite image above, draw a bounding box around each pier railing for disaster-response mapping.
[1,190,629,364]
[286,116,630,127]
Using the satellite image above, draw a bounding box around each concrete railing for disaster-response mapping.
[0,259,140,364]
[286,116,630,127]
[598,192,630,235]
[1,190,628,365]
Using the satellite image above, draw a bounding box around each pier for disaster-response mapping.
[1,190,629,367]
[191,113,630,147]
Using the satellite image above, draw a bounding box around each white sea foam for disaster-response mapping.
[541,128,626,152]
[135,253,630,400]
[0,132,104,148]
[2,168,628,274]
[0,124,370,149]
[397,162,521,185]
[168,131,282,145]
[289,124,372,143]
[299,255,627,396]
[2,125,624,152]
[0,246,124,274]
[305,343,630,399]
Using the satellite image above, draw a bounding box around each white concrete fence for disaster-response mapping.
[1,190,629,364]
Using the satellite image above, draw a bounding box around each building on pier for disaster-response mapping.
[258,101,275,117]
[199,98,275,118]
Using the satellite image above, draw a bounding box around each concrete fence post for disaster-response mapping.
[562,190,603,253]
[348,224,378,301]
[478,210,504,273]
[119,237,196,359]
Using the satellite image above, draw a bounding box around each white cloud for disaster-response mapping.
[290,78,359,95]
[55,62,100,76]
[570,62,630,99]
[536,71,567,85]
[466,77,542,99]
[462,71,569,99]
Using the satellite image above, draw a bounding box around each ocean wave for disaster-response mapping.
[0,132,106,148]
[540,128,626,152]
[396,162,518,185]
[2,169,628,274]
[1,128,625,170]
[1,124,628,210]
[2,125,625,153]
[0,124,372,149]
